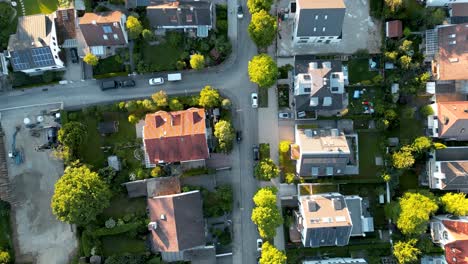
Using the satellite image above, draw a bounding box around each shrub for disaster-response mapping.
[105,218,116,229]
[420,105,434,117]
[93,222,142,237]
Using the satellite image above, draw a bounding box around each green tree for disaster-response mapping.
[279,140,290,153]
[83,53,99,66]
[399,40,413,52]
[0,251,10,264]
[392,149,415,169]
[393,239,421,264]
[151,166,164,177]
[251,206,283,239]
[199,86,221,108]
[151,90,168,108]
[175,60,186,70]
[248,10,277,48]
[284,172,295,184]
[399,55,412,69]
[259,242,287,264]
[247,0,273,13]
[142,29,154,41]
[420,105,434,117]
[51,165,111,225]
[385,0,403,13]
[248,54,278,88]
[441,192,468,216]
[253,187,277,207]
[381,173,391,182]
[214,120,235,152]
[58,0,71,8]
[204,185,233,217]
[128,114,139,124]
[190,53,205,70]
[384,51,398,62]
[434,142,447,149]
[0,3,16,50]
[221,98,232,110]
[126,16,143,39]
[396,192,438,236]
[58,121,87,155]
[169,98,184,111]
[412,137,432,153]
[255,158,280,180]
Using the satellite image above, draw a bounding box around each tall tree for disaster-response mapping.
[259,242,287,264]
[255,158,280,180]
[248,54,278,88]
[412,137,432,153]
[247,0,273,13]
[142,29,154,41]
[58,121,87,155]
[169,98,184,111]
[392,149,415,169]
[251,205,283,239]
[253,187,277,208]
[399,40,413,52]
[279,140,291,153]
[248,10,277,48]
[396,192,438,236]
[441,192,468,216]
[399,55,412,69]
[151,90,168,108]
[83,53,99,66]
[393,239,421,264]
[199,86,221,108]
[51,165,111,225]
[126,16,143,39]
[214,120,235,152]
[385,0,403,13]
[190,53,205,70]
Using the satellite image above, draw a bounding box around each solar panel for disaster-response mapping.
[31,47,55,67]
[11,51,30,70]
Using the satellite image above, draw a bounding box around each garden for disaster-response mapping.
[345,58,380,85]
[0,200,14,263]
[93,49,130,79]
[0,3,17,51]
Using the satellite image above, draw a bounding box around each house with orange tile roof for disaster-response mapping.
[430,215,468,264]
[428,101,468,141]
[142,108,209,168]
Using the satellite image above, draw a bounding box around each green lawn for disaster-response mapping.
[357,131,383,181]
[399,170,419,192]
[101,235,147,256]
[346,59,379,84]
[141,42,184,72]
[23,0,57,15]
[93,55,127,76]
[101,193,147,220]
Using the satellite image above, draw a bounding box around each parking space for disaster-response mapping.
[0,104,77,264]
[63,48,83,81]
[277,0,382,56]
[279,120,295,142]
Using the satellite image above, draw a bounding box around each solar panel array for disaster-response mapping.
[11,51,30,70]
[31,47,55,67]
[425,29,438,56]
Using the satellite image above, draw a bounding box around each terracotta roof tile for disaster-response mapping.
[386,20,402,38]
[437,101,468,140]
[442,220,468,264]
[436,23,468,81]
[79,11,127,47]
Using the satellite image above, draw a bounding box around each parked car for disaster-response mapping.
[278,112,293,119]
[149,77,164,85]
[118,80,136,88]
[236,131,242,142]
[251,93,258,108]
[253,145,259,161]
[70,48,78,63]
[256,238,263,251]
[237,5,244,19]
[47,127,58,144]
[100,80,118,90]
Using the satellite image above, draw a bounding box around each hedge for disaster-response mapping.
[93,222,142,237]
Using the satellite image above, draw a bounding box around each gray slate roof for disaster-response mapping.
[299,156,348,177]
[147,1,212,28]
[345,197,363,236]
[435,147,468,190]
[296,3,345,37]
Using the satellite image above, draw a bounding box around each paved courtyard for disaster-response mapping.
[0,104,77,264]
[277,0,382,56]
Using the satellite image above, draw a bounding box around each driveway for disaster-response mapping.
[63,49,83,81]
[277,0,382,56]
[0,104,77,264]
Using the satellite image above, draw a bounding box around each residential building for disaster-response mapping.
[148,190,211,262]
[303,258,367,264]
[428,101,468,141]
[146,1,213,38]
[426,147,468,192]
[430,215,468,264]
[55,8,78,49]
[294,188,374,248]
[386,20,403,38]
[293,0,346,45]
[6,14,65,74]
[291,127,356,177]
[449,3,468,24]
[78,11,128,58]
[294,57,349,118]
[142,108,209,168]
[426,0,468,7]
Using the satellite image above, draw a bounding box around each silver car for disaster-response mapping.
[278,112,293,119]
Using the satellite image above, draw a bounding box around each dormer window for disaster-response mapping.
[113,34,119,40]
[315,15,318,20]
[103,34,108,40]
[103,25,112,33]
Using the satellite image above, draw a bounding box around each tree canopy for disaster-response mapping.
[142,29,154,41]
[399,55,412,69]
[214,120,235,152]
[392,149,415,169]
[441,192,468,216]
[169,98,184,111]
[126,16,143,39]
[396,192,438,236]
[204,185,233,217]
[0,250,10,264]
[248,54,278,88]
[393,239,421,264]
[279,140,291,153]
[259,242,287,264]
[51,164,111,225]
[411,137,432,153]
[248,10,277,48]
[83,53,99,66]
[251,205,283,239]
[0,3,16,50]
[247,0,273,13]
[253,187,277,207]
[58,121,87,155]
[190,54,205,70]
[199,86,221,108]
[151,90,168,108]
[385,0,403,13]
[255,158,280,180]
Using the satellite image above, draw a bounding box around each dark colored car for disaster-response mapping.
[118,80,136,88]
[100,80,118,90]
[236,131,242,142]
[70,48,78,63]
[47,127,58,144]
[253,145,259,161]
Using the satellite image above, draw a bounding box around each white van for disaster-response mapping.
[167,73,182,81]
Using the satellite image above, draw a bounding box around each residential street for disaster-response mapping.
[0,0,262,263]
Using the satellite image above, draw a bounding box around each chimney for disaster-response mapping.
[160,214,166,220]
[92,20,97,25]
[148,221,158,230]
[170,115,174,126]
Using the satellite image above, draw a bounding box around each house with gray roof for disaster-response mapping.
[6,14,65,74]
[293,0,346,45]
[291,127,357,177]
[426,147,468,192]
[145,1,213,38]
[294,186,374,248]
[294,57,349,118]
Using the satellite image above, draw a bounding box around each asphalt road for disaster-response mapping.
[0,0,261,263]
